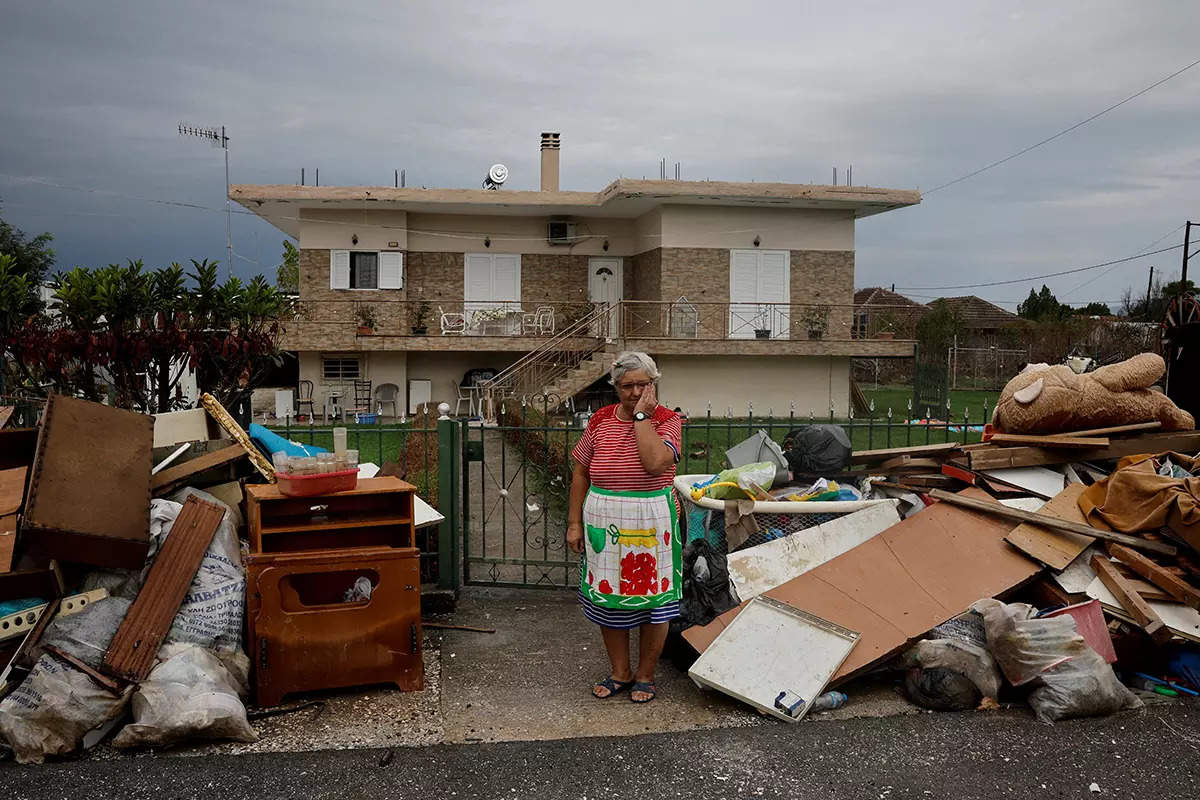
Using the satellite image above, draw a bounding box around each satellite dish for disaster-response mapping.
[483,163,508,190]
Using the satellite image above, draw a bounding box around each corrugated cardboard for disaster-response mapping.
[22,395,153,569]
[683,487,1042,683]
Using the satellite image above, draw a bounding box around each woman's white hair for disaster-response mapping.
[608,351,660,385]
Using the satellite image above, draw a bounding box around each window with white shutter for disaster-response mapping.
[330,250,351,289]
[728,249,790,339]
[330,250,402,290]
[464,253,522,316]
[378,251,403,289]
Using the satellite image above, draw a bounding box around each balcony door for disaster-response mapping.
[588,258,622,338]
[729,249,789,339]
[464,253,521,327]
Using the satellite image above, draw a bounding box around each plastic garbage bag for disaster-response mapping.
[901,609,1002,709]
[782,425,852,475]
[0,654,131,764]
[675,539,740,628]
[112,643,257,749]
[33,597,132,670]
[904,666,981,712]
[694,462,776,500]
[975,599,1141,723]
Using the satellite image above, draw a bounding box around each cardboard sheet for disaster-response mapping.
[683,487,1042,683]
[1003,484,1095,570]
[152,408,211,448]
[982,467,1065,499]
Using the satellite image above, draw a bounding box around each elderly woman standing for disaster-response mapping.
[567,351,683,704]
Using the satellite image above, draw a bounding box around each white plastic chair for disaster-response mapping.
[440,306,466,335]
[452,379,475,417]
[535,306,555,335]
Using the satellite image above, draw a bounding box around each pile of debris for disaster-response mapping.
[0,393,430,764]
[672,353,1200,723]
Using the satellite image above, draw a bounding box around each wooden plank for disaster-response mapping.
[989,434,1109,449]
[1003,484,1094,570]
[967,431,1200,470]
[1061,421,1161,437]
[928,488,1176,557]
[1090,555,1172,644]
[44,644,126,695]
[850,442,959,466]
[150,444,246,496]
[1107,543,1200,611]
[1088,575,1200,643]
[102,496,225,681]
[878,456,945,472]
[200,393,276,483]
[0,407,13,430]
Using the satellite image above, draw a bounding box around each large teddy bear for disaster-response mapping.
[992,353,1194,434]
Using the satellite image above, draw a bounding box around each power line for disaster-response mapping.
[1060,222,1187,298]
[924,56,1200,195]
[894,244,1183,291]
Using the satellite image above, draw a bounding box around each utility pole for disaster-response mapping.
[1145,265,1155,322]
[179,124,233,278]
[1182,220,1193,287]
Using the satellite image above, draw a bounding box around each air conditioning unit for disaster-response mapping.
[547,220,578,246]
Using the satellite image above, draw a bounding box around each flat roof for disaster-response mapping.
[232,178,920,237]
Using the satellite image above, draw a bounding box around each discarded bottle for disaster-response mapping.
[810,691,847,712]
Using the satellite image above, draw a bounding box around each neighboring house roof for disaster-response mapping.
[232,178,920,238]
[928,295,1020,329]
[853,287,929,312]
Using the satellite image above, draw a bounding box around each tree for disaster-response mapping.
[1018,284,1071,322]
[1074,301,1112,317]
[276,240,299,293]
[0,204,55,286]
[1121,275,1196,321]
[916,300,965,354]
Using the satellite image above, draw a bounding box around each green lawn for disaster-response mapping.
[862,385,1000,419]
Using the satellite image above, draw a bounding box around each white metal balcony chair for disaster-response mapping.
[522,305,554,335]
[440,306,467,335]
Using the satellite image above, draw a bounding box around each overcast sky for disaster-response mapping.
[1,0,1197,310]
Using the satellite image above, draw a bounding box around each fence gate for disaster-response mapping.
[912,356,948,416]
[461,399,582,588]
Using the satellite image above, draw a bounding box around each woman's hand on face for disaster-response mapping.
[634,383,657,415]
[567,522,584,553]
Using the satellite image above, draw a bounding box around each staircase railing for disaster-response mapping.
[480,301,617,420]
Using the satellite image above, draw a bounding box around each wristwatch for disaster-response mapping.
[633,411,650,422]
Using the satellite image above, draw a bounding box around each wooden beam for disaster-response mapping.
[849,442,960,466]
[1003,484,1093,570]
[1060,421,1162,437]
[150,444,246,496]
[989,434,1109,449]
[967,431,1200,470]
[927,489,1177,556]
[102,496,226,681]
[1107,543,1200,611]
[1091,555,1173,645]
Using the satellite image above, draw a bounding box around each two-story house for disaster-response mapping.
[232,133,919,418]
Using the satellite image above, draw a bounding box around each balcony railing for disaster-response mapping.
[287,299,919,342]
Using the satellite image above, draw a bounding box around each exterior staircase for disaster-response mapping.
[543,344,621,403]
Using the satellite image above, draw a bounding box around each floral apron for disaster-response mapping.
[579,486,682,610]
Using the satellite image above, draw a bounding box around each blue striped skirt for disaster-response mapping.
[578,591,680,629]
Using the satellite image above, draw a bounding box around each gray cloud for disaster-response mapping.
[1,0,1197,307]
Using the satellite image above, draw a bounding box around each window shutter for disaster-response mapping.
[492,254,521,303]
[758,251,789,304]
[378,251,403,289]
[465,254,493,305]
[728,250,759,339]
[330,250,350,289]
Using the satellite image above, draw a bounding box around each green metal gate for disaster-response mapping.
[459,396,582,588]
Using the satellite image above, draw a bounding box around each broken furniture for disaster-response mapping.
[244,476,423,706]
[21,395,153,569]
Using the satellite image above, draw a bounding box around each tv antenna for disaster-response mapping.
[179,123,232,278]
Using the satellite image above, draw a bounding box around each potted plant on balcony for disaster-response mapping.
[802,306,829,340]
[355,303,378,335]
[753,306,772,339]
[410,300,430,335]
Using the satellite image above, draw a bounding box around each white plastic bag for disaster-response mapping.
[0,655,130,764]
[112,643,256,749]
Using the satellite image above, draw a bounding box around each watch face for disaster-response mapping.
[634,411,649,421]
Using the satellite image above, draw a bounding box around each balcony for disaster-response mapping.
[279,299,915,358]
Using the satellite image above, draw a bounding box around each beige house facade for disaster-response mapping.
[233,134,919,418]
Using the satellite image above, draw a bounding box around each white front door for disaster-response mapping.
[588,258,622,338]
[729,249,790,339]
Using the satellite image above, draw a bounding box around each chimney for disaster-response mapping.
[540,132,560,192]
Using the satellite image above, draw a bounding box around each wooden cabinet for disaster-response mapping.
[245,477,423,706]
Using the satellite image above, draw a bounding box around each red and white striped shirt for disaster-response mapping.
[571,404,683,491]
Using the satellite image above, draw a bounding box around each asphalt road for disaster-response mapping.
[2,702,1197,800]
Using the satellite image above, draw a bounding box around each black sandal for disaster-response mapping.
[630,681,657,703]
[592,677,634,699]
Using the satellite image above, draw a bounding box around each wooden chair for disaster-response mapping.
[352,380,373,418]
[296,380,316,419]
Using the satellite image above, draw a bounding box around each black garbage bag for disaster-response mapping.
[783,425,853,475]
[665,539,740,671]
[904,666,982,711]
